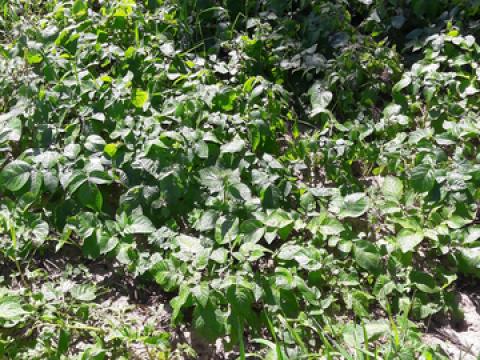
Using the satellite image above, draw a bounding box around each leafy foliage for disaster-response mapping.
[1,0,480,358]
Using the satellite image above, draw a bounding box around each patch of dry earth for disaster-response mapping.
[425,293,480,360]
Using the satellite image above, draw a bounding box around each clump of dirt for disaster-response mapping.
[424,292,480,360]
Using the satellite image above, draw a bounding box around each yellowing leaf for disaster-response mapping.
[132,89,149,108]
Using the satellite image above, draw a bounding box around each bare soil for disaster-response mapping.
[425,292,480,360]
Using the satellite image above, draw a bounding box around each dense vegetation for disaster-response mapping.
[1,0,480,358]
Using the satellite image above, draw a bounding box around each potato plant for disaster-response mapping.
[0,0,479,358]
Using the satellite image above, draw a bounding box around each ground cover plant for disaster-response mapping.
[1,0,480,358]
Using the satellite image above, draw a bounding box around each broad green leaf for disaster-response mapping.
[32,220,49,246]
[192,301,225,341]
[277,244,303,261]
[264,210,293,229]
[126,214,155,234]
[88,170,113,185]
[0,296,29,322]
[240,219,265,243]
[410,271,440,294]
[227,284,254,318]
[210,248,228,264]
[215,216,239,245]
[0,161,31,192]
[160,42,175,57]
[343,320,389,347]
[446,215,471,230]
[77,183,103,212]
[397,229,424,253]
[355,241,381,273]
[176,234,203,254]
[192,283,210,308]
[72,0,88,17]
[199,167,228,193]
[338,193,369,218]
[229,183,252,201]
[411,164,435,193]
[382,176,403,199]
[466,228,480,244]
[25,49,43,64]
[85,135,106,152]
[308,213,344,237]
[70,284,96,301]
[195,210,218,232]
[95,231,118,256]
[221,136,245,154]
[239,242,269,261]
[456,247,480,277]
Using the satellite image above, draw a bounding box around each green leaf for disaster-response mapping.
[277,244,303,261]
[192,301,225,341]
[397,229,424,253]
[239,242,270,261]
[85,230,118,257]
[0,296,29,322]
[456,247,480,277]
[221,136,245,154]
[176,234,203,254]
[132,89,149,108]
[32,220,49,246]
[308,82,333,117]
[343,320,389,347]
[160,42,175,57]
[125,214,155,234]
[355,241,381,273]
[195,210,219,232]
[64,172,88,194]
[0,161,31,192]
[199,167,238,193]
[70,284,96,301]
[57,329,71,355]
[213,89,238,111]
[72,0,88,17]
[25,49,43,64]
[308,213,344,237]
[229,183,252,201]
[77,183,103,212]
[338,193,369,218]
[411,164,435,193]
[264,210,293,229]
[240,219,265,243]
[393,76,411,92]
[227,284,254,317]
[104,143,118,157]
[171,285,191,323]
[215,216,239,245]
[410,271,440,294]
[192,283,210,308]
[85,135,106,152]
[382,176,403,199]
[357,0,373,4]
[88,170,112,185]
